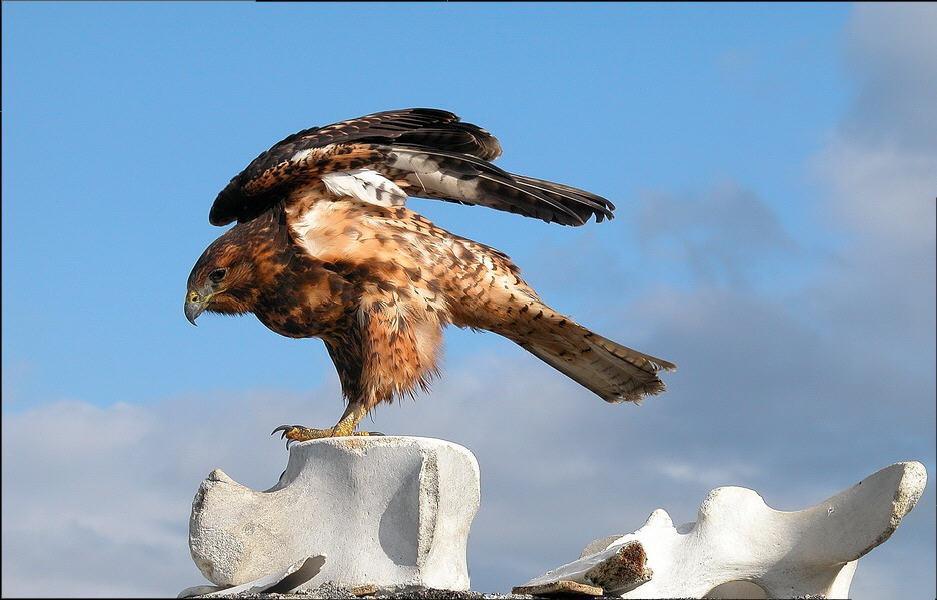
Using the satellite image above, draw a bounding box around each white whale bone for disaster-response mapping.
[518,461,926,598]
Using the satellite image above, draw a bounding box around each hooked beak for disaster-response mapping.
[184,292,206,326]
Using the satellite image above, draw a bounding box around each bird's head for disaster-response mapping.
[185,232,260,325]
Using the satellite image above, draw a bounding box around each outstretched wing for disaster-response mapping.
[209,108,614,227]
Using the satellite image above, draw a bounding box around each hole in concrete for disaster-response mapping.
[704,580,768,599]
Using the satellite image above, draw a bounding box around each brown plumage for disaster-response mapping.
[185,108,675,442]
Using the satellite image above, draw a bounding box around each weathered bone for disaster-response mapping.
[516,461,926,599]
[187,436,480,593]
[178,555,325,598]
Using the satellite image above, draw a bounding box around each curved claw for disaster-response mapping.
[270,424,382,450]
[271,425,298,439]
[271,425,303,449]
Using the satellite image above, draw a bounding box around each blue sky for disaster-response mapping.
[2,3,934,598]
[1,2,852,408]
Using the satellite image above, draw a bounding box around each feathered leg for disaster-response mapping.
[271,296,441,449]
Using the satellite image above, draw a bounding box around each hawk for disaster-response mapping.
[185,108,675,445]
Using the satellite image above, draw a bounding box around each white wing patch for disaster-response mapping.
[387,150,483,202]
[291,148,315,162]
[321,169,408,208]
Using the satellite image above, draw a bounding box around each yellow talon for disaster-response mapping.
[271,404,382,449]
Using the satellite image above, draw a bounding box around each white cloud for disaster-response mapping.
[614,5,937,596]
[841,3,937,154]
[806,2,937,360]
[649,458,762,489]
[817,139,936,250]
[634,180,799,287]
[2,339,930,597]
[822,3,937,250]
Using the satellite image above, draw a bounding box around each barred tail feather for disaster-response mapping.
[502,309,675,404]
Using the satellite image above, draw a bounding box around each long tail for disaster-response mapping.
[497,306,675,404]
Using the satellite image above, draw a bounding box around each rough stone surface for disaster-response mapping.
[512,580,604,597]
[582,542,651,591]
[188,436,480,593]
[519,461,927,599]
[184,587,530,600]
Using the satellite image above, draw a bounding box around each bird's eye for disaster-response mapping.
[208,268,227,284]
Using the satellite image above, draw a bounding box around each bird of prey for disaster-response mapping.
[185,108,675,445]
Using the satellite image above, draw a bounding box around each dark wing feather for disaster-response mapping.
[381,146,614,225]
[209,108,613,227]
[240,108,502,182]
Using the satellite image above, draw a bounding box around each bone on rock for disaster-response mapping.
[515,461,926,599]
[187,436,480,593]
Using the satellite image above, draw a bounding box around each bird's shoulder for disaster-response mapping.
[284,195,439,265]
